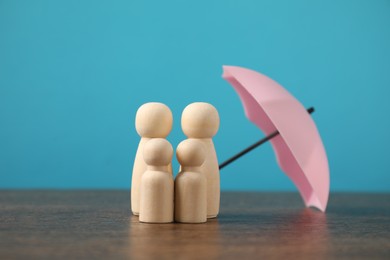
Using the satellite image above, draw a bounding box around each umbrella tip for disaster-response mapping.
[222,65,233,79]
[307,107,315,114]
[222,65,236,72]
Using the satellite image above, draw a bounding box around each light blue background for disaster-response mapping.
[1,0,389,191]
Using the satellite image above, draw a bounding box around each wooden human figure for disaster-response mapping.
[181,102,220,218]
[131,103,173,216]
[175,139,207,223]
[139,138,174,223]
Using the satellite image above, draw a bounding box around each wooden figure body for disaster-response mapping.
[139,138,174,223]
[181,102,220,218]
[131,103,173,216]
[175,139,207,223]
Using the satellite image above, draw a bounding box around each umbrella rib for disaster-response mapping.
[219,107,315,170]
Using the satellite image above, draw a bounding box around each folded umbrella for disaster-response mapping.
[221,65,330,212]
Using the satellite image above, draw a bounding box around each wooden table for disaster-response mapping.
[0,191,389,259]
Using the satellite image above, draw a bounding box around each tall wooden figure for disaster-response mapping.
[181,102,220,218]
[139,138,174,223]
[175,139,207,223]
[132,103,173,216]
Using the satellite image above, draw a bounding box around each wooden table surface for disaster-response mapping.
[0,191,389,259]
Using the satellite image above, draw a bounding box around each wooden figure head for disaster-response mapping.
[143,138,173,167]
[176,139,205,167]
[181,102,220,138]
[135,102,173,138]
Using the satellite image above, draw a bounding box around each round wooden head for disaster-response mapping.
[143,138,173,166]
[181,102,220,138]
[135,102,173,138]
[176,139,205,167]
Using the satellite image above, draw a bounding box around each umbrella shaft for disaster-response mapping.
[219,131,279,169]
[219,107,315,170]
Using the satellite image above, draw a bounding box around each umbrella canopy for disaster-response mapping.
[222,65,329,212]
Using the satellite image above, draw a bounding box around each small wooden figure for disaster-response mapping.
[131,103,173,216]
[139,138,174,223]
[181,102,220,218]
[175,139,207,223]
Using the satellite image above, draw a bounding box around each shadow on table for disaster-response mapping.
[126,209,329,258]
[218,208,330,258]
[127,216,222,258]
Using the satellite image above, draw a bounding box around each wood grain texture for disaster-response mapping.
[0,191,389,259]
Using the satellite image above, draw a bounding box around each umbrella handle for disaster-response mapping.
[219,107,315,170]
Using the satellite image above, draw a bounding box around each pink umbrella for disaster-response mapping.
[220,65,329,212]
